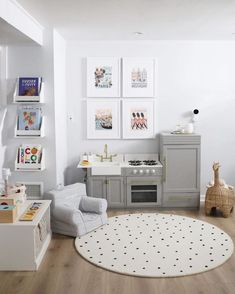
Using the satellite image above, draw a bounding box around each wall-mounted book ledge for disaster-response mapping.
[13,77,44,103]
[15,117,45,138]
[15,145,45,171]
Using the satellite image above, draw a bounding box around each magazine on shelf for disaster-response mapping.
[18,144,42,164]
[17,106,42,131]
[18,77,42,96]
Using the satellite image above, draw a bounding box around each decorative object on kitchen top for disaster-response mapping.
[205,162,235,217]
[87,99,120,139]
[75,213,234,277]
[122,99,155,139]
[171,109,200,135]
[87,57,120,97]
[122,57,155,97]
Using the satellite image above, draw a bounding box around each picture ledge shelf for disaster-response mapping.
[13,82,45,103]
[15,116,45,138]
[15,148,45,171]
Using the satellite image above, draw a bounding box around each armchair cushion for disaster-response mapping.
[53,204,83,225]
[80,196,107,214]
[45,183,87,209]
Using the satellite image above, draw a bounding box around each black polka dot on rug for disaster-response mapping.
[75,213,234,278]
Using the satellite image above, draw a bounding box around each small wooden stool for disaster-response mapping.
[205,163,235,218]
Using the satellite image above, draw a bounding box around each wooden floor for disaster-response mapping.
[1,207,235,294]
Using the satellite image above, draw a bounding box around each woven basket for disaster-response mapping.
[205,163,235,217]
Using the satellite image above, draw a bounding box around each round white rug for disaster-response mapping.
[75,213,234,277]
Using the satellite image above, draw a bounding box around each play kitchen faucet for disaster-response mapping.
[96,144,117,162]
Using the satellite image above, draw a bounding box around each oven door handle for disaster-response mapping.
[162,156,167,182]
[127,181,160,185]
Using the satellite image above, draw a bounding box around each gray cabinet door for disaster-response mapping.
[106,177,125,208]
[88,176,107,199]
[163,144,200,193]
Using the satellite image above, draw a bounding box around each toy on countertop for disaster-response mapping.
[0,168,26,205]
[2,168,11,196]
[205,162,235,218]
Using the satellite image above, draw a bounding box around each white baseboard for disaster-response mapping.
[200,194,205,203]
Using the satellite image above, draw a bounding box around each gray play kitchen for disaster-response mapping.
[77,133,201,209]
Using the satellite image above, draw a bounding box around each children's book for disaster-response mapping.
[18,144,42,164]
[18,77,42,96]
[17,106,42,131]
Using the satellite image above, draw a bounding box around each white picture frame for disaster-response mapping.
[122,99,155,139]
[87,57,120,97]
[122,57,155,97]
[87,99,120,139]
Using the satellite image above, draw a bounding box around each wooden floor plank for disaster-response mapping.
[1,207,235,294]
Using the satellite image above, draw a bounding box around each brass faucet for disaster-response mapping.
[96,144,117,162]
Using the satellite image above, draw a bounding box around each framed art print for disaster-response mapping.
[122,57,155,97]
[87,99,120,139]
[122,99,155,139]
[87,57,120,97]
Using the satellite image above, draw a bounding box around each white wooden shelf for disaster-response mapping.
[15,116,45,138]
[13,81,45,103]
[15,148,45,171]
[12,102,45,105]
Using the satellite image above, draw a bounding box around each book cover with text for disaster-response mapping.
[18,77,42,96]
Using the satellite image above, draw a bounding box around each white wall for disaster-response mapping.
[53,30,67,186]
[66,40,235,192]
[0,47,7,179]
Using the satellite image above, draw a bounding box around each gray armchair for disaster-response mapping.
[45,183,108,237]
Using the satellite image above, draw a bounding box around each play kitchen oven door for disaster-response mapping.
[126,177,162,207]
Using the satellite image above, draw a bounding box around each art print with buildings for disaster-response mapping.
[95,108,113,130]
[131,68,147,88]
[94,66,112,88]
[130,109,148,131]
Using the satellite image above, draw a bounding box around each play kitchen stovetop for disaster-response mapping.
[124,154,163,177]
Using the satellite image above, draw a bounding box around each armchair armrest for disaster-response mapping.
[53,204,83,225]
[80,196,107,214]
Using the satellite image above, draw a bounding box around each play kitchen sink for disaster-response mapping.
[79,144,123,175]
[91,162,122,176]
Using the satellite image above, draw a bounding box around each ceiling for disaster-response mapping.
[16,0,235,41]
